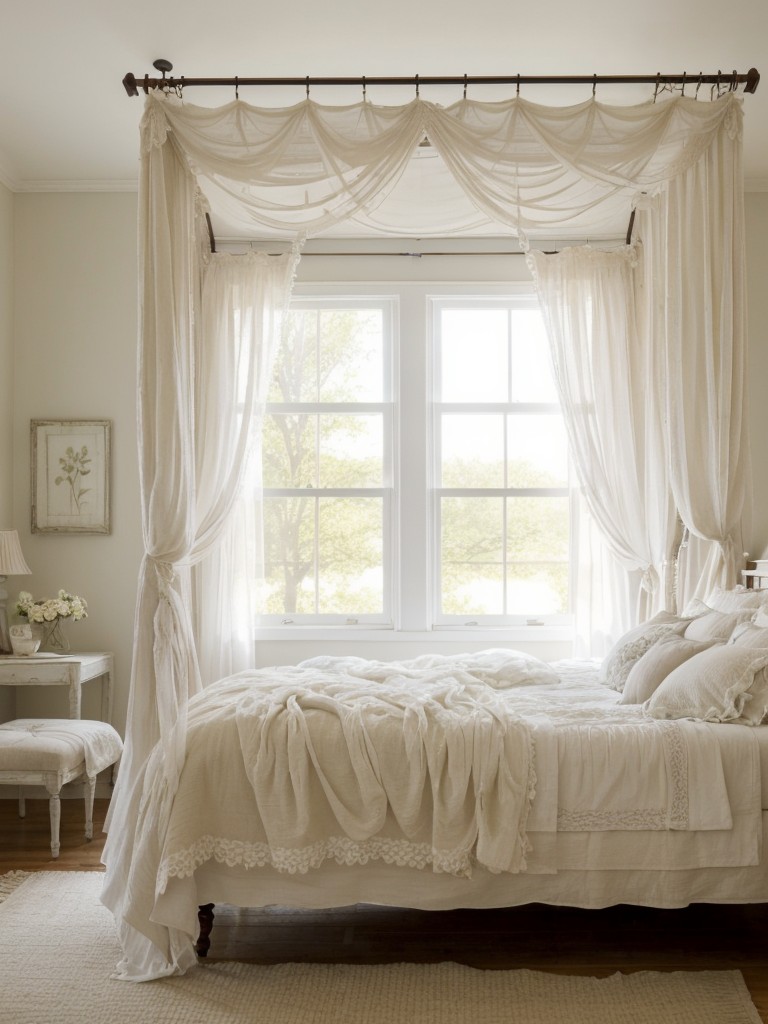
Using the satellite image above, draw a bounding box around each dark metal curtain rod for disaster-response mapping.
[123,60,760,97]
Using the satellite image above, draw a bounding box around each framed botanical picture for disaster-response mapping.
[31,420,111,534]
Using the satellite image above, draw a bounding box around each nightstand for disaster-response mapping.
[0,652,113,723]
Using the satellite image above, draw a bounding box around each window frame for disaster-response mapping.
[256,279,574,640]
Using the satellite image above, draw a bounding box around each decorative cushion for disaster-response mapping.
[704,586,768,613]
[601,612,691,692]
[753,606,768,628]
[645,646,768,724]
[620,635,717,705]
[0,719,122,775]
[729,623,768,649]
[683,608,755,643]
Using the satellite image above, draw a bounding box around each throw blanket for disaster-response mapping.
[151,653,748,892]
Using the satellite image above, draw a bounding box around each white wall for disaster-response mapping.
[6,192,768,734]
[0,182,14,720]
[0,182,12,526]
[11,193,143,732]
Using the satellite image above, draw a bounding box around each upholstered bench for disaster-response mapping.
[0,719,123,858]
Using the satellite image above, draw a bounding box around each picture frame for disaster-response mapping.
[31,420,111,535]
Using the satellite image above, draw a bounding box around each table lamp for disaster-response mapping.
[0,530,32,654]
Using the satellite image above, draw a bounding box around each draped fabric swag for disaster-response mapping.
[101,87,750,978]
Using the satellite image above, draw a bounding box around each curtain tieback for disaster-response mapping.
[149,557,178,600]
[640,565,660,594]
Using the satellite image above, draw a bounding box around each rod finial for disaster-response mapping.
[746,68,760,94]
[122,73,139,97]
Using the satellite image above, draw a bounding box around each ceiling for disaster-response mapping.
[2,0,766,207]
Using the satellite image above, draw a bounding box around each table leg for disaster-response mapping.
[68,676,81,719]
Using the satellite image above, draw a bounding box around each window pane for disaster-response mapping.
[319,415,383,487]
[510,310,558,403]
[269,310,318,403]
[263,414,317,489]
[319,310,383,402]
[263,497,316,614]
[506,497,569,613]
[441,497,503,614]
[441,414,504,487]
[440,309,508,402]
[507,415,569,488]
[318,498,383,613]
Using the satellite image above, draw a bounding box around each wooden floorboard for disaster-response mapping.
[2,798,767,1020]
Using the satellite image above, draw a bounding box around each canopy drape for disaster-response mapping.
[103,86,750,979]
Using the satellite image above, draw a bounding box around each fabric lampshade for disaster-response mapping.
[0,531,32,576]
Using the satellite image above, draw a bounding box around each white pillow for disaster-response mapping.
[683,608,754,643]
[729,622,768,649]
[601,612,691,692]
[704,586,768,613]
[620,635,716,705]
[645,645,768,724]
[754,606,768,629]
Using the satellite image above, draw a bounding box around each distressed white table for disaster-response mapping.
[0,652,113,723]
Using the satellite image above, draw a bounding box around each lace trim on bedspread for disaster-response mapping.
[158,835,477,889]
[556,720,689,831]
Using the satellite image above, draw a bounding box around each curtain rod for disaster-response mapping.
[123,60,760,97]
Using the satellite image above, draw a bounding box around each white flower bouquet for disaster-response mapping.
[16,589,88,624]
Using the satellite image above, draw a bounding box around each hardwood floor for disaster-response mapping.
[2,797,768,1020]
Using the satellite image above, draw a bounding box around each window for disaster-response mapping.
[261,299,394,624]
[432,299,570,625]
[259,284,571,632]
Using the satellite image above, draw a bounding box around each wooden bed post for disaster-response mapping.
[196,903,215,957]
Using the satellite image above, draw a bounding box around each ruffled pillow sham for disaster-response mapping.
[600,612,692,692]
[704,585,768,613]
[644,645,768,724]
[683,607,755,643]
[620,635,716,705]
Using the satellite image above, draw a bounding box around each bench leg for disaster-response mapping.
[84,776,96,841]
[45,784,61,859]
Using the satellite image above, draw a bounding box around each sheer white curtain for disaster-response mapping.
[528,244,678,652]
[101,115,297,977]
[637,112,749,609]
[192,250,297,685]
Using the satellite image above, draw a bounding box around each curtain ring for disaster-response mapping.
[415,74,419,98]
[463,73,467,100]
[592,73,597,97]
[695,72,703,99]
[653,73,660,103]
[516,73,520,97]
[235,76,239,100]
[731,69,738,92]
[362,75,366,102]
[681,71,686,96]
[306,76,310,99]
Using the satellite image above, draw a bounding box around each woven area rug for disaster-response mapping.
[0,872,762,1024]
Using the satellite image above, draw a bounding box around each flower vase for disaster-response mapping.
[40,618,70,653]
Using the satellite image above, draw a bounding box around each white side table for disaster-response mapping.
[0,652,113,724]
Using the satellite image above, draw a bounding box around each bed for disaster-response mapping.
[111,604,768,981]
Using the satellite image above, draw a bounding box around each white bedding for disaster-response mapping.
[113,652,765,980]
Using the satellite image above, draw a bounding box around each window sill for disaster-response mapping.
[254,625,574,644]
